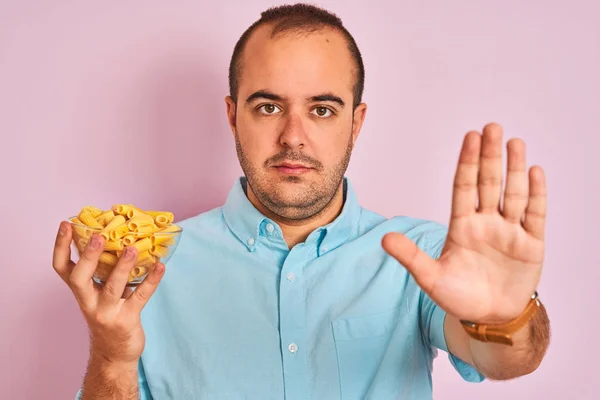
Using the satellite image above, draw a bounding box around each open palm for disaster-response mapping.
[383,123,547,324]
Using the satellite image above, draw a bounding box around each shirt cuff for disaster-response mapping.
[432,305,486,383]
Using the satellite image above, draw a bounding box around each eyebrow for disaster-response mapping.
[309,94,345,108]
[245,90,345,108]
[245,90,285,104]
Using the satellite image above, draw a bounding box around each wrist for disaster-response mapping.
[82,353,139,400]
[461,291,541,346]
[88,351,138,379]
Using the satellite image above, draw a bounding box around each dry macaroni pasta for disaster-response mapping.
[70,204,180,283]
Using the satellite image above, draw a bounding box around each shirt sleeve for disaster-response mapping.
[74,359,153,399]
[418,225,486,383]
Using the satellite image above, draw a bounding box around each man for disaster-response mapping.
[53,3,550,399]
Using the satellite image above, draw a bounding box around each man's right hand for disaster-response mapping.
[52,220,165,373]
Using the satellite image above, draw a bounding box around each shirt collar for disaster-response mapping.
[222,176,362,253]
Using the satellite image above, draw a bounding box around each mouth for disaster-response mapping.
[272,163,314,175]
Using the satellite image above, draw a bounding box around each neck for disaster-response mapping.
[246,181,345,248]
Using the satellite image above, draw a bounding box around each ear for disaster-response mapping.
[225,96,237,135]
[351,102,367,145]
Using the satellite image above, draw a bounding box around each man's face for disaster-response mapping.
[226,25,367,221]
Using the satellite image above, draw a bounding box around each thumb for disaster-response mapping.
[381,232,440,293]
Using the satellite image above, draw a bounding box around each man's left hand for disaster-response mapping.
[382,122,547,324]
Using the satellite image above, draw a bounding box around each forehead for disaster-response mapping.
[239,24,355,99]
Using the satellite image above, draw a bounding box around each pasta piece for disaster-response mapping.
[104,240,124,251]
[99,252,118,266]
[75,238,87,253]
[127,215,155,231]
[136,250,156,265]
[122,235,136,246]
[83,206,103,218]
[128,265,152,282]
[145,211,174,224]
[95,262,113,280]
[152,235,175,247]
[134,224,159,237]
[132,238,152,253]
[77,210,103,229]
[96,211,116,227]
[112,204,139,217]
[150,244,169,258]
[109,224,129,241]
[111,204,126,215]
[126,207,148,219]
[99,215,126,241]
[103,215,126,232]
[155,216,169,228]
[130,266,149,278]
[151,225,179,245]
[71,217,93,238]
[157,224,180,233]
[156,218,168,228]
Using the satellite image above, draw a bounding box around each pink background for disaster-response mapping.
[1,1,598,399]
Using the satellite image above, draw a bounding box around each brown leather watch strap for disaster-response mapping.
[460,292,541,346]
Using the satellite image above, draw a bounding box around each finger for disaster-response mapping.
[70,234,104,308]
[124,262,166,315]
[52,221,76,285]
[502,138,529,223]
[381,233,440,294]
[98,246,138,308]
[523,166,547,240]
[451,131,481,219]
[477,123,504,213]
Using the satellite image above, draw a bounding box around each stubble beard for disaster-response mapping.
[234,131,354,222]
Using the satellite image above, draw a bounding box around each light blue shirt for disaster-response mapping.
[76,177,484,399]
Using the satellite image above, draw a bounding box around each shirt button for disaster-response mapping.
[321,246,328,253]
[247,237,255,246]
[288,343,298,353]
[286,272,295,282]
[266,223,275,233]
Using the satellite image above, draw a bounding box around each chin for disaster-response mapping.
[269,183,312,203]
[278,175,305,184]
[273,181,307,196]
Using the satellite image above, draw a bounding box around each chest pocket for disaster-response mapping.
[331,305,414,400]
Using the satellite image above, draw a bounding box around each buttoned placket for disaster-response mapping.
[269,227,314,400]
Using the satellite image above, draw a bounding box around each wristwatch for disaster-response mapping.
[460,292,541,346]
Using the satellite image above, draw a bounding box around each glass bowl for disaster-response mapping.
[68,216,183,287]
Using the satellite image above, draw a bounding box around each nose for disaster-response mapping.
[279,112,307,150]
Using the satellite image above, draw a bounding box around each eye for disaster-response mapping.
[311,106,333,118]
[258,104,282,115]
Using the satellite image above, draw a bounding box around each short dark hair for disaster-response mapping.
[228,3,365,109]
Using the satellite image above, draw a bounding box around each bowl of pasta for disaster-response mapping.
[69,204,183,286]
